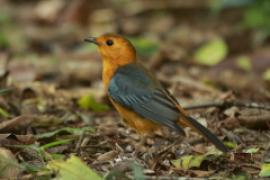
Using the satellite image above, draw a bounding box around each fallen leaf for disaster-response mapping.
[0,134,35,146]
[47,155,102,180]
[224,107,239,118]
[236,55,252,71]
[78,95,109,112]
[263,69,270,81]
[0,148,21,179]
[0,107,10,118]
[0,88,12,96]
[189,170,214,177]
[238,109,270,129]
[171,155,205,170]
[0,29,9,48]
[132,163,145,180]
[194,38,228,66]
[243,147,260,154]
[96,150,118,162]
[51,153,65,160]
[224,141,237,149]
[0,116,33,132]
[259,163,270,177]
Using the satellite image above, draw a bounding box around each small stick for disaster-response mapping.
[184,101,270,111]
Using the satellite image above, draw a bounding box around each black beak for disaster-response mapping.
[84,37,99,45]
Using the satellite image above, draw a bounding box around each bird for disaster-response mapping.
[84,33,228,153]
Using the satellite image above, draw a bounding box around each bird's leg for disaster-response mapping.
[133,134,147,155]
[133,133,158,161]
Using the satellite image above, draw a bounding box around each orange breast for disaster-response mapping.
[110,99,161,134]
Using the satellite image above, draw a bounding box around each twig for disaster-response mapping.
[184,101,270,111]
[75,131,85,155]
[150,140,181,170]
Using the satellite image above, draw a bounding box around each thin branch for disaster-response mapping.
[184,101,270,111]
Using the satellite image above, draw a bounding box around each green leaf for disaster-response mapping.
[205,146,225,156]
[259,163,270,177]
[0,30,9,48]
[171,155,205,170]
[236,56,252,71]
[47,155,102,180]
[0,88,12,96]
[211,0,254,15]
[0,14,12,25]
[20,162,43,173]
[263,69,270,81]
[0,107,10,118]
[194,38,228,66]
[244,0,270,29]
[243,147,259,154]
[224,141,237,149]
[245,7,266,28]
[36,127,94,139]
[41,139,72,150]
[129,37,159,56]
[8,144,48,165]
[132,163,145,180]
[231,170,250,180]
[78,95,110,112]
[51,153,65,160]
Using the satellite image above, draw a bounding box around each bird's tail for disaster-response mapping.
[179,115,229,153]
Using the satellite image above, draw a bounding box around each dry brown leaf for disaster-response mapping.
[0,134,35,147]
[0,116,34,132]
[34,0,65,24]
[238,109,270,129]
[0,148,21,179]
[96,150,118,162]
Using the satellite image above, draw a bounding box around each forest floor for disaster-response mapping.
[0,0,270,179]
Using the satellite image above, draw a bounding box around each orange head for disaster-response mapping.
[85,34,137,66]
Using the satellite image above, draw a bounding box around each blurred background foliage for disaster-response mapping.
[0,0,268,99]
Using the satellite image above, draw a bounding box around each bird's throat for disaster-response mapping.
[102,60,119,89]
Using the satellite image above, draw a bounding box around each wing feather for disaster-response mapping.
[108,63,185,134]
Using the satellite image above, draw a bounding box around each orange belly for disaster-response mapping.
[110,99,161,134]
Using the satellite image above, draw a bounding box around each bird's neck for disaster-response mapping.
[102,60,117,89]
[102,58,136,89]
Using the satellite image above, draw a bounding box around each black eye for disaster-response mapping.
[106,39,114,46]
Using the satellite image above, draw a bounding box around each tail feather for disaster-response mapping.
[182,116,229,153]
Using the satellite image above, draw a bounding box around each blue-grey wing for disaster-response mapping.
[108,63,184,134]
